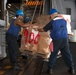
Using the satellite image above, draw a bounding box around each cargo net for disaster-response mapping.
[20,15,53,58]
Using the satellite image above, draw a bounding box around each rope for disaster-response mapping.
[42,0,46,15]
[38,0,43,17]
[31,1,38,23]
[53,0,64,14]
[53,0,58,10]
[59,0,64,14]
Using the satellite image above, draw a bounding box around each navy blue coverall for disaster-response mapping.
[43,17,74,69]
[6,19,21,64]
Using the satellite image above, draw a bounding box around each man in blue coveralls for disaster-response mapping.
[33,8,75,75]
[6,9,29,70]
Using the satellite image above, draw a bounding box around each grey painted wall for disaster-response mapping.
[52,0,76,29]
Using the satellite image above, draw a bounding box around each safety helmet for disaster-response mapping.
[25,17,30,23]
[49,8,58,15]
[16,9,24,16]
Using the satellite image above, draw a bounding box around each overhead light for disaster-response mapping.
[7,6,10,8]
[7,4,11,8]
[8,4,11,6]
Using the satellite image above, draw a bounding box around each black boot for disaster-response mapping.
[47,68,53,75]
[12,63,23,70]
[68,67,75,75]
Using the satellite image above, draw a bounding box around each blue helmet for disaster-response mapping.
[49,8,58,15]
[16,9,24,16]
[25,17,30,23]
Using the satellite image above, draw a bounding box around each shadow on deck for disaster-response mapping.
[0,42,76,75]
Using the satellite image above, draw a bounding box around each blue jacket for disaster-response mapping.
[7,19,21,37]
[43,17,68,39]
